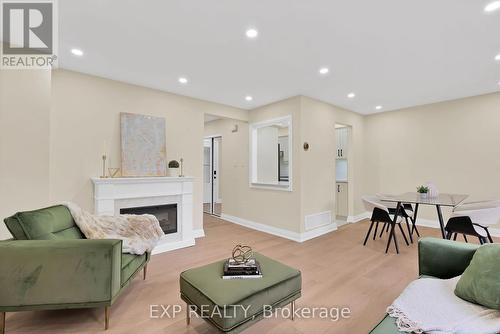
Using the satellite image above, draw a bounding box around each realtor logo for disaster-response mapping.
[1,0,57,69]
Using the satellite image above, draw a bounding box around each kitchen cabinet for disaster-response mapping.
[336,127,348,159]
[278,136,289,162]
[336,182,348,217]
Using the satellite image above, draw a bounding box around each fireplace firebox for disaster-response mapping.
[120,204,177,235]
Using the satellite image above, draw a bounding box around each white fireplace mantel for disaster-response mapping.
[91,176,198,255]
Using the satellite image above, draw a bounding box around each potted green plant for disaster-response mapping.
[416,185,429,198]
[168,160,180,177]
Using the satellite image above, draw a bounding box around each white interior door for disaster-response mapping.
[203,139,212,205]
[213,137,220,203]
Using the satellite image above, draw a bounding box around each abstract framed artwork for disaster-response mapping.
[120,112,167,176]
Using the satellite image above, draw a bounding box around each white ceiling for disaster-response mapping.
[59,0,500,114]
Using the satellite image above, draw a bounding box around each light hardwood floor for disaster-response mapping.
[6,216,484,334]
[203,203,222,216]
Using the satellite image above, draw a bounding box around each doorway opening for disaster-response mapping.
[203,136,222,216]
[335,123,352,225]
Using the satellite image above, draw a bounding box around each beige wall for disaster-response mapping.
[49,70,244,232]
[299,97,366,231]
[204,117,248,216]
[206,92,500,234]
[3,68,498,239]
[0,69,51,239]
[363,92,500,223]
[246,97,303,233]
[204,97,303,233]
[204,96,367,234]
[0,69,244,239]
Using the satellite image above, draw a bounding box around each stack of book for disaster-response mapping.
[222,258,263,279]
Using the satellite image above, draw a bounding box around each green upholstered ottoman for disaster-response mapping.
[180,252,301,333]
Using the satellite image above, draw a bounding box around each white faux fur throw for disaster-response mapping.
[387,276,500,334]
[63,202,164,255]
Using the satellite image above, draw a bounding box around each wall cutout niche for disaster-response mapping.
[249,115,292,191]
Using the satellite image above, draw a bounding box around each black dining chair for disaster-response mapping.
[362,195,410,254]
[445,200,499,244]
[376,194,419,243]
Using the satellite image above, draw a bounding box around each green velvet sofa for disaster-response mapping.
[0,205,150,332]
[369,237,479,334]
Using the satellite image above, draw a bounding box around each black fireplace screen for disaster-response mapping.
[120,204,177,235]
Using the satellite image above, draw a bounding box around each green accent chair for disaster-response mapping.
[0,205,150,333]
[369,237,479,334]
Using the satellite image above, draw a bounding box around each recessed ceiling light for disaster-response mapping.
[245,95,253,101]
[319,67,329,75]
[347,92,356,99]
[71,48,83,56]
[375,105,383,110]
[484,1,500,12]
[178,77,188,84]
[495,53,500,61]
[245,28,258,39]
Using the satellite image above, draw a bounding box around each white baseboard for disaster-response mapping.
[305,211,332,231]
[335,219,348,227]
[220,214,337,243]
[347,212,371,223]
[193,228,205,238]
[347,211,442,228]
[488,228,500,237]
[415,218,500,238]
[221,212,500,241]
[414,218,440,228]
[152,238,195,255]
[348,211,459,229]
[352,213,500,238]
[152,229,204,255]
[300,223,338,242]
